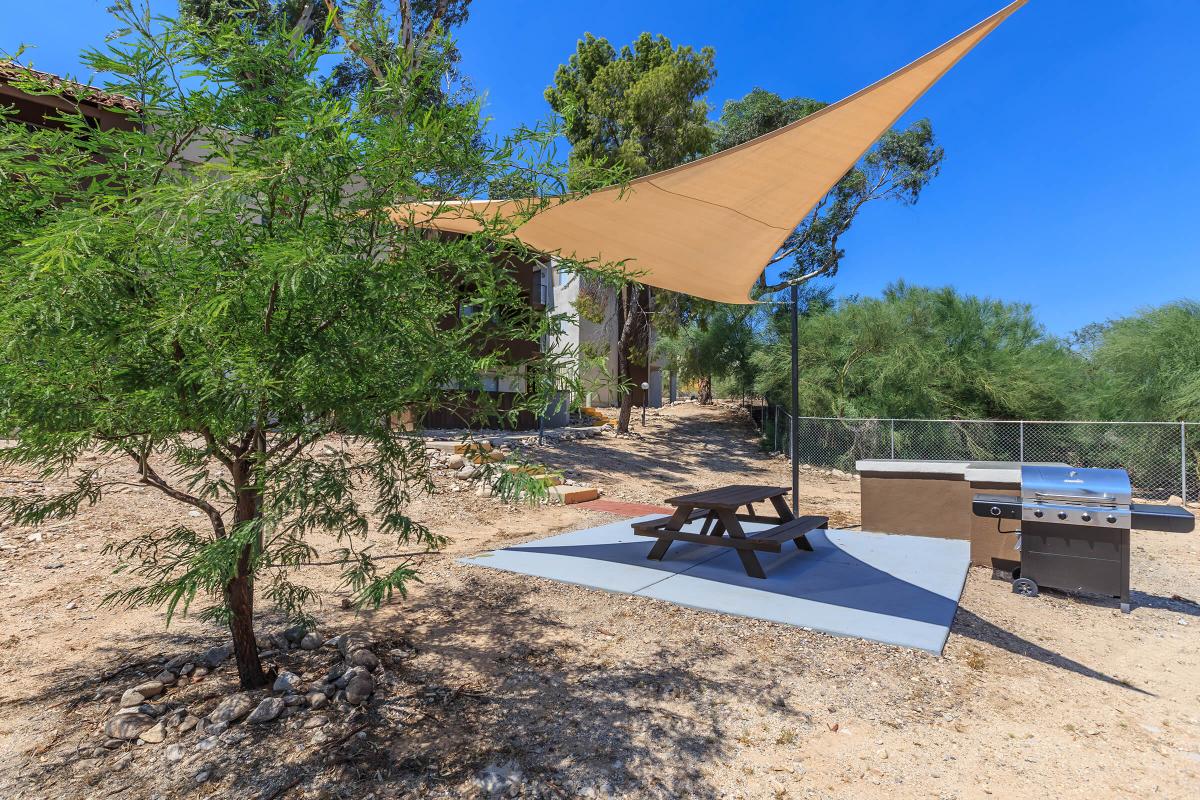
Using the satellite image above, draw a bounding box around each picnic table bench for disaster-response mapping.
[633,484,827,578]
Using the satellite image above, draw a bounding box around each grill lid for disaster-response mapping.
[1020,465,1131,508]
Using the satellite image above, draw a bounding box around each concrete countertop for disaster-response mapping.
[855,459,1069,484]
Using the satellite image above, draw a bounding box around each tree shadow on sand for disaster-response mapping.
[6,579,743,799]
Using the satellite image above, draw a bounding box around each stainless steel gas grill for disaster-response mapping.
[972,465,1194,612]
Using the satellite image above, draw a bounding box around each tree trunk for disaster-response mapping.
[698,375,713,405]
[615,284,648,434]
[226,466,270,690]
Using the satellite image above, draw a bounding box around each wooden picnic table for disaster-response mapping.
[632,484,827,579]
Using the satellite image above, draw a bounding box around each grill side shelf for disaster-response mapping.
[1130,503,1195,533]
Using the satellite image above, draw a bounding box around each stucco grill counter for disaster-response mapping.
[856,459,1063,571]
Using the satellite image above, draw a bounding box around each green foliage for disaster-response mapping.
[754,282,1080,420]
[716,88,943,285]
[656,303,761,402]
[1088,301,1200,421]
[0,1,611,687]
[545,32,716,187]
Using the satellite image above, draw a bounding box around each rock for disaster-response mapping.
[119,689,146,708]
[307,691,329,710]
[113,752,134,771]
[176,676,191,688]
[220,727,249,745]
[165,743,186,763]
[273,671,303,693]
[136,703,166,717]
[44,562,64,569]
[194,770,211,784]
[105,713,156,741]
[1168,495,1184,507]
[202,646,231,669]
[455,465,477,480]
[138,723,166,744]
[283,694,304,707]
[102,738,124,750]
[153,670,177,686]
[65,600,77,610]
[195,735,221,752]
[345,673,375,705]
[178,715,198,734]
[133,680,164,699]
[349,649,379,671]
[337,635,370,658]
[447,454,466,469]
[192,666,208,678]
[283,625,308,645]
[335,666,367,689]
[247,697,285,724]
[164,654,189,672]
[300,633,321,651]
[303,715,329,729]
[324,635,345,650]
[207,693,254,725]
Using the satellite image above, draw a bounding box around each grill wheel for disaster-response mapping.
[1012,577,1039,598]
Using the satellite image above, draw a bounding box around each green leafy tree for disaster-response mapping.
[1087,302,1200,422]
[753,282,1080,421]
[546,33,716,432]
[0,3,589,688]
[716,88,944,291]
[655,302,760,404]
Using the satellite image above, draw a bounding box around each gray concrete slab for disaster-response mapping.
[460,518,969,654]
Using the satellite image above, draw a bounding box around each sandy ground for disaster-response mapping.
[0,403,1198,799]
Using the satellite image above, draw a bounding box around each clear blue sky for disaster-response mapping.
[8,1,1199,337]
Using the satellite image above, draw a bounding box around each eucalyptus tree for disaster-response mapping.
[0,2,595,689]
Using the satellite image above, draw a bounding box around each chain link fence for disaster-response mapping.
[762,409,1197,503]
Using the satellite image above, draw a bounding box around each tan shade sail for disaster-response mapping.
[391,1,1026,303]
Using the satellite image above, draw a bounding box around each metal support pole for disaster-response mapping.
[1019,421,1025,462]
[1182,422,1188,503]
[889,419,895,459]
[790,283,800,516]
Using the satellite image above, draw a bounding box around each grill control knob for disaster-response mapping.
[989,506,1001,517]
[1033,509,1044,518]
[1106,514,1118,524]
[1081,513,1092,522]
[1057,511,1068,520]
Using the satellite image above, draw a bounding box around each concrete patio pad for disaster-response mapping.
[462,516,970,654]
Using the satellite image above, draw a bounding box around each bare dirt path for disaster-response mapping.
[0,403,1197,799]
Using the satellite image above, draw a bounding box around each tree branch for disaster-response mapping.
[323,0,386,83]
[121,448,227,538]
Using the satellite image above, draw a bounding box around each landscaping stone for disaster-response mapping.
[273,671,303,693]
[207,693,254,725]
[119,689,145,708]
[246,697,284,724]
[349,648,379,670]
[282,625,307,645]
[345,673,375,704]
[303,714,329,729]
[300,632,321,650]
[447,454,465,469]
[307,691,329,710]
[105,713,156,741]
[138,722,166,744]
[202,646,230,669]
[165,743,186,763]
[132,680,164,699]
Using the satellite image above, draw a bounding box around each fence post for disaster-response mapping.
[1182,422,1188,503]
[889,419,895,459]
[773,408,778,452]
[1019,421,1025,462]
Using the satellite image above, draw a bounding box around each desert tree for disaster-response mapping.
[545,33,716,432]
[0,1,603,688]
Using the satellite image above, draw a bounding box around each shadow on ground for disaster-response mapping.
[5,579,740,800]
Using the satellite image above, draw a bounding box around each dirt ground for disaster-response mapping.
[1,403,1198,799]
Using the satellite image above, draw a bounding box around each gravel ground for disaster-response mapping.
[0,403,1198,799]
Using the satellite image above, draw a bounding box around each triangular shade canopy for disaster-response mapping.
[390,1,1026,304]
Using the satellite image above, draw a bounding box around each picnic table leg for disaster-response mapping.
[769,494,796,522]
[716,509,766,579]
[646,505,694,561]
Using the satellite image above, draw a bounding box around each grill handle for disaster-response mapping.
[1032,491,1118,506]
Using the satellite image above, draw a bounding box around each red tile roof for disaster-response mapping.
[0,61,141,112]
